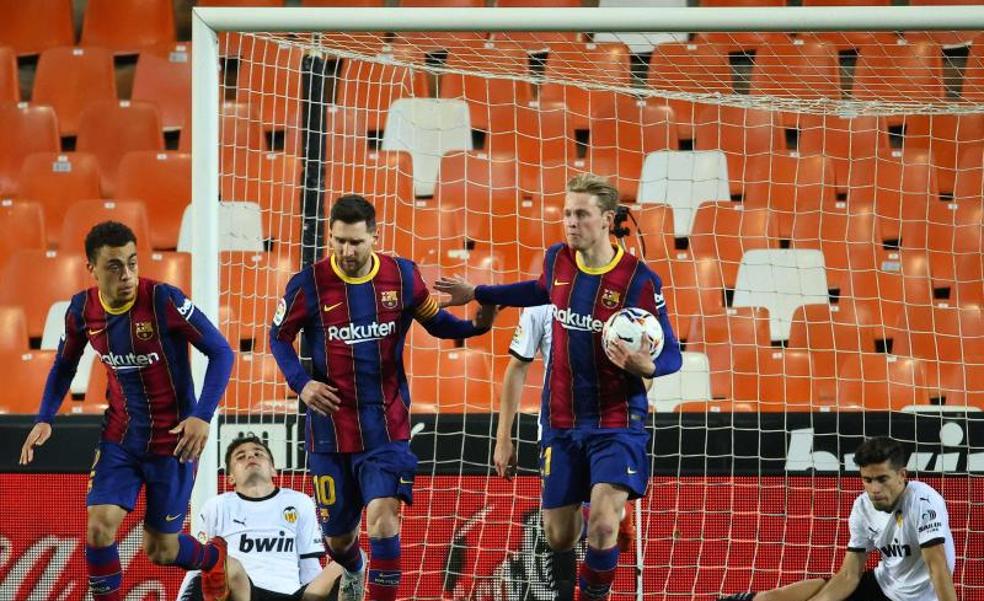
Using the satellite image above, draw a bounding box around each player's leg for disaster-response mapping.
[141,452,228,599]
[579,429,649,601]
[85,443,142,601]
[301,561,343,601]
[540,431,590,601]
[308,451,366,601]
[356,440,418,601]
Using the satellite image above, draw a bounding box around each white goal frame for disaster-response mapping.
[189,4,984,594]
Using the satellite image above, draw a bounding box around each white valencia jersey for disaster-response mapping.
[848,480,955,601]
[508,305,553,362]
[197,488,324,594]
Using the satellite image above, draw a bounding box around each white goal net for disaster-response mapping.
[196,8,984,600]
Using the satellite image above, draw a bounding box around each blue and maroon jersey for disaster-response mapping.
[477,243,681,432]
[270,253,480,454]
[36,278,234,456]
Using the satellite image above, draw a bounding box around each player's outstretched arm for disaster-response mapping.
[495,356,531,480]
[809,551,865,601]
[434,275,549,309]
[922,543,958,601]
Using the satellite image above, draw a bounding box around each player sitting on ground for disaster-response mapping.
[268,195,498,601]
[179,435,342,601]
[718,436,957,601]
[18,221,235,601]
[436,174,682,601]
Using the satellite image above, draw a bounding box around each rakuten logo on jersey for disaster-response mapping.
[553,307,604,333]
[327,321,397,344]
[99,351,161,370]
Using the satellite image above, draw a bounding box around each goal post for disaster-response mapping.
[191,6,984,600]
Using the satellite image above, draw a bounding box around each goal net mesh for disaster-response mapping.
[214,27,983,600]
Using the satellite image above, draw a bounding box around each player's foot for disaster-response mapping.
[200,537,229,601]
[717,594,755,601]
[338,549,367,601]
[617,501,634,553]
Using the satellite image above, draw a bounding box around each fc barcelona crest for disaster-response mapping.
[601,289,621,309]
[135,321,155,341]
[381,290,399,309]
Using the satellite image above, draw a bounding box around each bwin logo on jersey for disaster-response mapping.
[327,321,397,344]
[879,542,912,558]
[553,307,604,333]
[239,531,295,553]
[99,351,161,370]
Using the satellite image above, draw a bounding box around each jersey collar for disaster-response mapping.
[236,487,280,502]
[330,253,379,284]
[575,245,624,275]
[99,289,137,315]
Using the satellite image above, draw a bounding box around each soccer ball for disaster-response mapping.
[602,307,664,362]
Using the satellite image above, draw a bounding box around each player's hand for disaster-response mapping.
[19,422,52,465]
[433,275,476,308]
[493,437,517,480]
[171,417,210,463]
[473,303,499,331]
[607,334,657,379]
[300,380,342,416]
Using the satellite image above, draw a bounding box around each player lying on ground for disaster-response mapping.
[718,436,957,601]
[179,435,342,601]
[436,174,682,601]
[268,195,498,601]
[18,221,235,601]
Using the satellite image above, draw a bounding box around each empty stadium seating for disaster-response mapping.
[0,104,60,196]
[76,101,165,196]
[33,46,117,138]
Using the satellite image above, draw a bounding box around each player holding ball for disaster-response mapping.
[436,173,681,601]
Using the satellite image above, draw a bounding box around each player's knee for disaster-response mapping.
[543,520,578,551]
[86,516,119,547]
[143,536,178,565]
[585,514,618,547]
[366,512,400,538]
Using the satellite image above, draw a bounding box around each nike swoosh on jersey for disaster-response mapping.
[323,302,344,312]
[553,279,570,286]
[88,328,106,336]
[165,514,182,522]
[626,467,637,475]
[399,478,414,484]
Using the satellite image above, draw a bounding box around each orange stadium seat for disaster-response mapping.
[621,203,676,262]
[0,0,75,57]
[901,113,984,196]
[835,352,930,410]
[236,37,306,130]
[690,202,775,291]
[390,32,488,56]
[750,38,841,100]
[0,305,29,352]
[80,0,175,55]
[0,104,60,196]
[0,250,87,340]
[17,152,102,248]
[76,101,165,196]
[59,199,152,255]
[0,46,18,103]
[743,153,837,239]
[647,256,726,338]
[847,249,934,332]
[301,0,381,5]
[225,352,292,413]
[220,251,295,344]
[755,348,836,411]
[694,105,784,197]
[200,0,285,5]
[132,43,192,133]
[440,45,534,132]
[214,101,268,160]
[0,199,46,270]
[496,0,581,5]
[787,299,884,355]
[540,43,632,130]
[849,149,938,249]
[674,400,757,413]
[335,58,429,131]
[408,346,494,413]
[33,46,117,137]
[116,151,191,251]
[434,150,522,245]
[141,251,190,291]
[0,350,59,414]
[692,31,790,54]
[588,99,677,201]
[852,40,944,103]
[509,104,580,167]
[647,43,732,141]
[688,307,771,400]
[797,114,890,191]
[489,31,583,53]
[398,0,485,6]
[961,35,984,101]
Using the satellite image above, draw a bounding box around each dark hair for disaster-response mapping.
[854,436,907,470]
[329,194,376,231]
[84,221,137,262]
[224,435,275,470]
